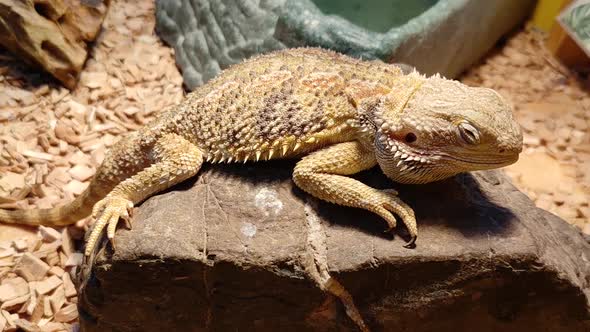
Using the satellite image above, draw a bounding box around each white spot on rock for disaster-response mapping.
[240,222,257,238]
[254,187,283,217]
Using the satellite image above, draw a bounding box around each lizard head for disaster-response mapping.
[371,73,523,184]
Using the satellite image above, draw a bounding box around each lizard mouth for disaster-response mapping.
[387,140,518,167]
[447,154,519,167]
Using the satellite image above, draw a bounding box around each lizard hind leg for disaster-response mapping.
[85,134,204,256]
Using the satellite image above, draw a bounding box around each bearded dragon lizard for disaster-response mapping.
[0,48,522,256]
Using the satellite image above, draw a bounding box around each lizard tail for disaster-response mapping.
[0,186,102,226]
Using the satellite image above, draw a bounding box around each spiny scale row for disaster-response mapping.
[204,139,308,163]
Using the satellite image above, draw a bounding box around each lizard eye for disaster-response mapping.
[457,121,480,145]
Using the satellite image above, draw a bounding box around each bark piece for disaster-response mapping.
[0,277,29,302]
[61,272,76,298]
[59,228,74,257]
[0,294,30,310]
[42,297,52,318]
[12,239,28,252]
[53,303,77,323]
[14,253,50,282]
[36,276,61,295]
[48,286,64,313]
[0,0,109,88]
[48,266,64,277]
[64,253,82,267]
[14,319,41,332]
[38,226,61,243]
[1,310,16,332]
[39,322,67,332]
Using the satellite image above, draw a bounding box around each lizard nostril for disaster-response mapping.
[499,149,505,153]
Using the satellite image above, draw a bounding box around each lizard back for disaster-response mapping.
[151,48,405,162]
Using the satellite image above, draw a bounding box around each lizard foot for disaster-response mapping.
[368,189,417,248]
[86,196,134,256]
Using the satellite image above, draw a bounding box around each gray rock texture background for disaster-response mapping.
[156,0,286,89]
[156,0,536,90]
[78,164,590,331]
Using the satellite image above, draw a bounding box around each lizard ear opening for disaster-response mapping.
[385,131,417,144]
[404,132,417,143]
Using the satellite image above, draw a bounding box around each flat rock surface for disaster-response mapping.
[79,164,590,332]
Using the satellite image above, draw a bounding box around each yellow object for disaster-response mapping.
[531,0,569,31]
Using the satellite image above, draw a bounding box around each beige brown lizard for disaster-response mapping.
[0,48,523,257]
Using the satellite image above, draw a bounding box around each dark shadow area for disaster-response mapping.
[158,161,294,195]
[162,161,517,243]
[317,168,517,241]
[0,47,60,90]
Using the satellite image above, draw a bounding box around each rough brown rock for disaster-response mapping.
[78,164,590,331]
[0,0,108,88]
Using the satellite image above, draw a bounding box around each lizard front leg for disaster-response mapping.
[86,134,204,256]
[292,141,417,246]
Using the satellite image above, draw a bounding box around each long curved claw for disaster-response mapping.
[85,196,133,256]
[403,235,417,249]
[383,225,417,249]
[372,189,418,249]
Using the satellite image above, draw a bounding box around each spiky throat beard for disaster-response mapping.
[374,133,457,184]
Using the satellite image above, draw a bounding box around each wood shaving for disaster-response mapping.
[0,0,183,329]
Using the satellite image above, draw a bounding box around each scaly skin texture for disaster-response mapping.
[0,48,523,256]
